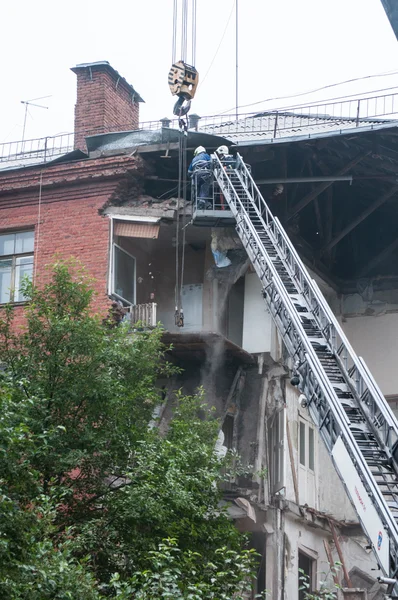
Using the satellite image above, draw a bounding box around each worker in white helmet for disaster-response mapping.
[188,146,212,209]
[215,145,235,210]
[216,145,235,167]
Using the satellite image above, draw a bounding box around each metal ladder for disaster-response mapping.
[212,152,398,589]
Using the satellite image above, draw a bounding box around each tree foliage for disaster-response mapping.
[0,262,259,598]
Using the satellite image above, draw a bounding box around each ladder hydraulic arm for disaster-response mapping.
[211,152,398,591]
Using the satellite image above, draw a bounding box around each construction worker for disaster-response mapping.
[188,146,212,209]
[215,145,235,210]
[216,145,235,168]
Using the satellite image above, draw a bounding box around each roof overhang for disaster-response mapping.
[86,127,231,156]
[380,0,398,39]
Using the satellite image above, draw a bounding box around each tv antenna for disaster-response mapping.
[21,95,51,142]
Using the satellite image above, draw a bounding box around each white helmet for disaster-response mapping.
[216,145,229,156]
[194,146,206,156]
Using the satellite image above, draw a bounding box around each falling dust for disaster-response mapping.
[200,228,250,409]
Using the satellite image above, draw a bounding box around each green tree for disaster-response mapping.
[0,262,260,598]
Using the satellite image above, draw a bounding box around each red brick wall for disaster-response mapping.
[0,155,140,329]
[73,67,140,151]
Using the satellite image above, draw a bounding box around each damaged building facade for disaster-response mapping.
[2,61,398,599]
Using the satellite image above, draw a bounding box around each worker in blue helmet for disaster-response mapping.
[188,146,212,209]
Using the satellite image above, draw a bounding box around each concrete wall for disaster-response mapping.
[242,272,272,353]
[342,313,398,396]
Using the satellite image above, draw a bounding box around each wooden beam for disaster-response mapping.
[323,187,334,268]
[286,151,369,222]
[282,147,288,220]
[320,186,398,255]
[323,540,340,586]
[357,236,398,278]
[329,519,352,588]
[288,157,308,211]
[308,160,324,240]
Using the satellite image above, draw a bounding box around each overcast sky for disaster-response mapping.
[1,0,397,144]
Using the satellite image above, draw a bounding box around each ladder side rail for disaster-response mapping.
[310,276,398,456]
[214,155,398,454]
[272,212,398,451]
[275,217,398,454]
[232,153,398,451]
[214,162,398,561]
[232,197,398,566]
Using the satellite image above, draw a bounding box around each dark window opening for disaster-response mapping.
[269,409,284,493]
[222,414,234,450]
[250,532,266,597]
[298,550,315,600]
[299,421,306,466]
[113,243,136,305]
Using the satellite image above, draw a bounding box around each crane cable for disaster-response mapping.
[172,0,196,327]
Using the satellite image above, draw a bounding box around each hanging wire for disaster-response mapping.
[175,131,184,319]
[199,1,235,90]
[33,170,43,283]
[172,0,177,63]
[181,0,186,62]
[191,0,197,65]
[179,132,188,307]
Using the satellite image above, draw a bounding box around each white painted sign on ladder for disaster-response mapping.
[332,436,390,575]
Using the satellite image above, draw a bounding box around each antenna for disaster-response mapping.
[20,95,51,143]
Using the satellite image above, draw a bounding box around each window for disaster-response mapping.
[299,419,315,471]
[298,550,316,600]
[0,231,34,303]
[112,243,136,305]
[269,409,285,494]
[222,414,234,450]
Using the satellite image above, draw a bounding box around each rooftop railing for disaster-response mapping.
[2,90,398,166]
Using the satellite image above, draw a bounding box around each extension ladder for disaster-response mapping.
[211,152,398,591]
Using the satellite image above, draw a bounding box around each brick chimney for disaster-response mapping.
[71,61,144,151]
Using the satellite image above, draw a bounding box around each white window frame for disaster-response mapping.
[107,215,160,304]
[111,242,136,306]
[299,418,315,473]
[0,230,34,304]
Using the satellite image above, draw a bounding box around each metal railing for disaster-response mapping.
[2,89,398,166]
[140,90,398,138]
[0,132,75,165]
[128,302,157,327]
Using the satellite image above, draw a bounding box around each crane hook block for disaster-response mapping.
[168,61,199,101]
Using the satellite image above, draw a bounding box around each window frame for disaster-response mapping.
[298,548,317,600]
[299,418,315,473]
[111,241,136,306]
[0,230,34,304]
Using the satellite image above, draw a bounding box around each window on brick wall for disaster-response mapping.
[112,243,136,305]
[0,231,34,303]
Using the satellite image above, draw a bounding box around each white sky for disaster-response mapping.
[1,0,397,144]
